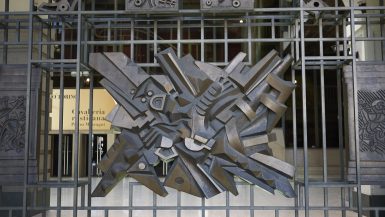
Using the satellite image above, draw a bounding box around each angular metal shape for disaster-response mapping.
[126,0,179,12]
[89,48,296,199]
[38,0,78,12]
[201,0,255,11]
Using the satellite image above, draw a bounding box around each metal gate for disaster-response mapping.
[0,0,385,216]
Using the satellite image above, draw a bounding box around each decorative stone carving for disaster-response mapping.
[89,48,296,198]
[344,64,385,183]
[0,96,26,153]
[0,65,45,217]
[358,90,385,157]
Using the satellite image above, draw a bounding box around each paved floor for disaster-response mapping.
[31,177,364,217]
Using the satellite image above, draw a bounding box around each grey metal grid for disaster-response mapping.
[0,0,385,217]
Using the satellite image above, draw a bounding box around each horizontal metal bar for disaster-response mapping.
[1,6,385,16]
[26,181,89,188]
[304,56,353,60]
[3,205,383,211]
[30,59,78,63]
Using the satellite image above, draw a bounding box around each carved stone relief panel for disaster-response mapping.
[344,64,385,183]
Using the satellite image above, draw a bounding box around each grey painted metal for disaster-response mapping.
[290,19,299,217]
[22,0,35,215]
[73,2,83,216]
[318,18,329,217]
[0,2,382,217]
[2,0,8,64]
[200,0,255,11]
[126,0,178,12]
[56,21,66,217]
[87,70,94,217]
[335,7,347,217]
[299,2,310,217]
[38,0,78,12]
[349,0,363,216]
[89,48,296,199]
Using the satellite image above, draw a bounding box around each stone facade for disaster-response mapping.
[343,64,385,183]
[0,65,45,216]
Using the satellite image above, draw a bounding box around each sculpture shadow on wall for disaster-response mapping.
[89,48,296,198]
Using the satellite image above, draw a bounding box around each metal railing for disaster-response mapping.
[0,0,385,217]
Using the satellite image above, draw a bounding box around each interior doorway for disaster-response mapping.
[82,134,107,177]
[51,134,73,177]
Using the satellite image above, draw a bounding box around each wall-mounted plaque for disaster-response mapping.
[126,0,179,12]
[201,0,254,11]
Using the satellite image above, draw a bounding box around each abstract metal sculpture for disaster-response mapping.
[201,0,254,11]
[303,0,329,22]
[89,48,296,198]
[126,0,179,11]
[38,0,78,12]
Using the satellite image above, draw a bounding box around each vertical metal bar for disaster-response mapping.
[87,12,94,209]
[380,0,385,61]
[153,192,157,217]
[57,20,66,217]
[201,197,205,217]
[295,19,300,62]
[39,19,49,216]
[291,17,299,217]
[2,0,9,64]
[343,18,348,57]
[319,18,329,217]
[313,71,319,148]
[81,185,85,207]
[226,191,230,217]
[335,7,347,217]
[348,1,362,216]
[43,21,52,184]
[271,18,275,39]
[201,17,204,62]
[107,20,111,42]
[23,0,34,215]
[213,20,218,62]
[177,19,181,58]
[177,191,181,217]
[365,16,371,39]
[87,70,94,217]
[349,187,353,209]
[84,22,89,63]
[129,182,133,217]
[224,20,228,63]
[130,20,134,59]
[247,13,252,64]
[275,210,279,217]
[298,184,303,208]
[154,20,158,63]
[250,185,254,217]
[73,2,83,216]
[17,21,21,43]
[299,2,310,217]
[113,0,118,52]
[38,23,43,61]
